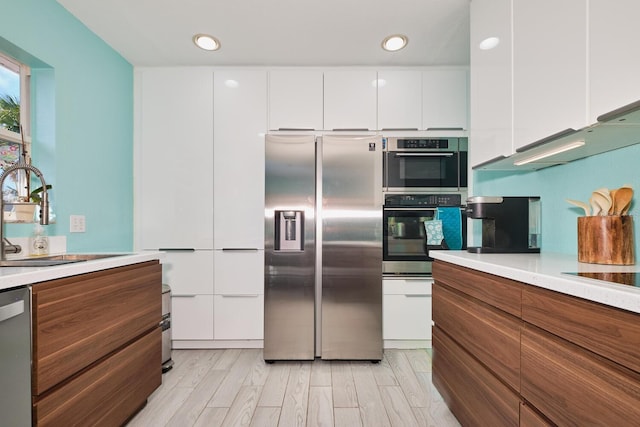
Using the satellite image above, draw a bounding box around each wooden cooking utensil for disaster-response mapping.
[608,188,618,215]
[566,198,590,216]
[614,186,633,215]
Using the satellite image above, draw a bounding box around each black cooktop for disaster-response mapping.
[564,272,640,287]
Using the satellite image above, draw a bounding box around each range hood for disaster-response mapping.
[474,99,640,171]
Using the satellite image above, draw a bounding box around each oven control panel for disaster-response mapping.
[384,193,463,207]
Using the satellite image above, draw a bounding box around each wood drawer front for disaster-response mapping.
[433,283,521,390]
[34,328,161,427]
[433,261,522,317]
[433,327,520,427]
[32,261,162,395]
[522,285,640,373]
[519,402,552,427]
[521,325,640,426]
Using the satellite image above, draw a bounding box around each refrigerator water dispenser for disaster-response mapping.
[275,210,304,251]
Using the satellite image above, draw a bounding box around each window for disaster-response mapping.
[0,52,31,201]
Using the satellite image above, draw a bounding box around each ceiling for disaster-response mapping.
[56,0,470,67]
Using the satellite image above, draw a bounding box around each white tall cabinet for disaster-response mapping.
[213,70,267,342]
[134,67,215,342]
[512,0,587,149]
[589,0,640,122]
[469,0,513,167]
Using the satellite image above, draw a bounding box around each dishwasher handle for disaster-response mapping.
[0,300,24,323]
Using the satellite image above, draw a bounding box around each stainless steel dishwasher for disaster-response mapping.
[0,286,31,426]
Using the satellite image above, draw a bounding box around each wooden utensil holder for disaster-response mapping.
[578,216,634,265]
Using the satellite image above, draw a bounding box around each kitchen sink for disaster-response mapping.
[0,253,128,267]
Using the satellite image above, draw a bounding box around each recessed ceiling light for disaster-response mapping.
[224,79,239,88]
[479,37,500,50]
[381,35,408,52]
[372,79,387,88]
[193,34,221,51]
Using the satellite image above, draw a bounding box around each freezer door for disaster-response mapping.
[320,135,383,360]
[264,134,316,360]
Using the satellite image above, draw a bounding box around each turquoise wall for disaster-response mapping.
[473,143,640,256]
[0,0,133,251]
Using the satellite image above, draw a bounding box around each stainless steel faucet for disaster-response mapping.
[0,162,50,260]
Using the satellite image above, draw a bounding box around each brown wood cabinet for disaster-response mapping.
[433,260,640,427]
[31,261,162,426]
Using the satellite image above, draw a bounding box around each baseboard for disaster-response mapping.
[172,340,264,349]
[384,339,431,349]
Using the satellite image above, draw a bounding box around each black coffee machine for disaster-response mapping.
[466,196,541,253]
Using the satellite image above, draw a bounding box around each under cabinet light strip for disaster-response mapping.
[513,140,585,166]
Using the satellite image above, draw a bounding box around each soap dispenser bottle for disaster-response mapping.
[30,224,49,256]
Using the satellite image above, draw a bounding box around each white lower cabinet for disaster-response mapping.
[214,295,264,340]
[161,251,214,341]
[383,278,433,347]
[213,249,264,340]
[172,295,214,340]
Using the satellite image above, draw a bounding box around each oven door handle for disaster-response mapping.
[394,152,455,157]
[383,207,438,212]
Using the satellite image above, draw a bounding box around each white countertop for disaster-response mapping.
[0,251,164,292]
[429,251,640,314]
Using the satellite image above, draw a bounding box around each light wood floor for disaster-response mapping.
[127,349,461,427]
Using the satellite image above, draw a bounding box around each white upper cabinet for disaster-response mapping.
[135,68,214,249]
[323,70,377,130]
[469,0,513,167]
[213,70,267,249]
[589,0,640,122]
[269,69,323,130]
[512,0,588,150]
[422,69,468,131]
[377,70,422,130]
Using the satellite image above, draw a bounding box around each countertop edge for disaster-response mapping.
[0,251,164,291]
[430,250,640,314]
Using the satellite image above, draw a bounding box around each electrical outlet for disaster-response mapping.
[70,215,86,233]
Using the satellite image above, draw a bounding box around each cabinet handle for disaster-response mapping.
[332,128,369,131]
[0,300,24,323]
[381,128,419,131]
[404,294,430,297]
[426,127,464,131]
[159,248,195,252]
[172,294,198,298]
[221,294,259,298]
[221,248,259,252]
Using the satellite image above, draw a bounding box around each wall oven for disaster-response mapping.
[383,137,468,192]
[383,193,466,275]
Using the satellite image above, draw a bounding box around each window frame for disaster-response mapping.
[0,51,32,200]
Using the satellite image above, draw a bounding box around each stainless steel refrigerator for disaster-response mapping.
[264,133,383,361]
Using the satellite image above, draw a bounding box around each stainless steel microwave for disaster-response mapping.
[383,137,468,192]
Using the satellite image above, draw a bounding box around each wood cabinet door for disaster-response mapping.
[519,402,552,427]
[433,327,520,427]
[33,329,161,427]
[31,261,162,395]
[433,261,522,317]
[521,325,640,426]
[433,282,521,391]
[522,285,640,373]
